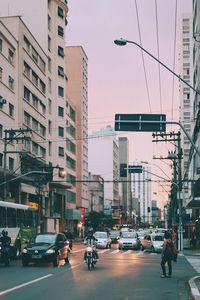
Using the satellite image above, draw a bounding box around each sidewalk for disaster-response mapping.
[183,249,200,300]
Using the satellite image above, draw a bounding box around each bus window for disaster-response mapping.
[17,209,25,227]
[7,207,17,227]
[0,206,6,227]
[25,210,34,226]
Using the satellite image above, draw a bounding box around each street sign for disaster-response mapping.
[120,163,127,177]
[128,165,143,173]
[115,114,166,132]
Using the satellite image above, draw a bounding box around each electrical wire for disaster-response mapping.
[171,0,178,121]
[134,0,152,113]
[154,0,162,113]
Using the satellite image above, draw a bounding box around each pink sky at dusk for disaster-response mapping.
[66,0,192,207]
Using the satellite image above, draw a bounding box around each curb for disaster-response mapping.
[189,276,200,300]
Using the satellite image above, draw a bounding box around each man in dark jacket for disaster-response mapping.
[160,231,176,278]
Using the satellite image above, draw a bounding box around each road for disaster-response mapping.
[0,243,195,300]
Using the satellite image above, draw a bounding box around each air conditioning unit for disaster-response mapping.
[0,96,6,105]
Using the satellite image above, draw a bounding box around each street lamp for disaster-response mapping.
[114,38,200,96]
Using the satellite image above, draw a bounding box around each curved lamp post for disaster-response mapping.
[114,38,200,96]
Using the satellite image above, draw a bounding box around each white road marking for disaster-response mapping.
[186,256,200,273]
[98,249,110,254]
[110,249,120,254]
[122,250,132,254]
[0,274,53,297]
[71,248,85,253]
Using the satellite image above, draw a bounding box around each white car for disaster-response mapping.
[118,231,140,250]
[140,233,165,252]
[94,231,111,249]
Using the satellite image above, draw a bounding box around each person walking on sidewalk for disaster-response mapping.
[160,231,177,278]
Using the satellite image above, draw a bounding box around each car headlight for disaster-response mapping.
[119,241,122,244]
[46,249,55,254]
[132,241,136,244]
[22,249,27,254]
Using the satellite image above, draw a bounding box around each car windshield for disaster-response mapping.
[152,235,164,241]
[121,232,137,238]
[34,234,56,244]
[94,232,107,238]
[110,231,120,237]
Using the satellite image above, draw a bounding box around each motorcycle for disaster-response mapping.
[85,244,97,271]
[0,242,11,266]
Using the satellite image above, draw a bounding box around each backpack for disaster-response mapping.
[164,241,175,260]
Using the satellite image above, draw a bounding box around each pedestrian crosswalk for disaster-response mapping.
[97,249,160,255]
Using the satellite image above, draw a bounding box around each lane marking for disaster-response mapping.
[110,249,120,254]
[0,274,53,297]
[71,248,85,253]
[122,250,132,254]
[98,249,110,254]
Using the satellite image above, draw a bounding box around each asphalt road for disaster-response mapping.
[0,243,195,300]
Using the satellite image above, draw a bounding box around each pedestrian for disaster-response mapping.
[190,229,196,249]
[160,231,177,278]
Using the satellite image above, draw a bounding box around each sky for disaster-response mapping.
[66,0,192,207]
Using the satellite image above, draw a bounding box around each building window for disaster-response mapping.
[49,141,52,156]
[40,80,46,94]
[48,120,52,135]
[58,26,64,37]
[48,36,51,51]
[58,46,64,57]
[23,36,30,53]
[40,124,46,137]
[0,153,3,167]
[0,39,2,52]
[58,126,64,137]
[40,146,46,159]
[48,78,52,93]
[32,94,39,109]
[0,67,2,80]
[48,15,51,31]
[0,124,3,138]
[32,47,38,63]
[9,157,14,171]
[40,102,46,115]
[24,86,30,101]
[58,66,64,77]
[39,58,46,73]
[32,118,39,131]
[48,99,52,114]
[48,57,51,73]
[8,49,14,64]
[32,71,38,86]
[58,6,64,18]
[66,155,76,170]
[8,76,14,90]
[32,142,39,155]
[58,106,64,117]
[58,86,64,97]
[9,103,14,117]
[58,146,64,157]
[24,111,31,126]
[24,61,31,77]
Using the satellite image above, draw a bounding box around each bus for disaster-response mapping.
[0,201,37,258]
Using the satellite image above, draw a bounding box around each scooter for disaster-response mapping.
[0,242,11,266]
[85,245,97,271]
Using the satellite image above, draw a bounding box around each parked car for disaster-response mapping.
[118,231,140,250]
[110,230,120,243]
[140,233,165,252]
[22,232,70,267]
[94,231,111,249]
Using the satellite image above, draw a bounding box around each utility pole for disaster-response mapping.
[152,131,183,250]
[3,128,32,201]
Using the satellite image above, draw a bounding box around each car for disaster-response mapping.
[140,233,165,252]
[118,231,140,250]
[94,231,111,249]
[22,232,70,267]
[109,230,120,243]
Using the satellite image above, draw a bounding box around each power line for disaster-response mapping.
[154,0,162,113]
[171,0,178,121]
[134,0,152,113]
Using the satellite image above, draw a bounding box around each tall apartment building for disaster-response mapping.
[180,15,193,209]
[118,137,132,222]
[132,161,152,225]
[0,0,80,233]
[65,46,89,212]
[88,126,120,215]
